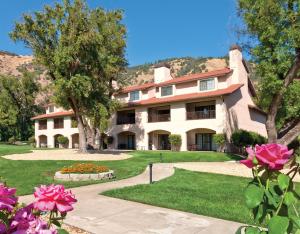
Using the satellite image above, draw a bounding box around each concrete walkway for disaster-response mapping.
[174,161,300,182]
[20,163,243,234]
[3,149,131,161]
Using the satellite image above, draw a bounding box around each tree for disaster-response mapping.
[0,70,41,141]
[168,134,182,151]
[238,0,300,145]
[10,0,127,152]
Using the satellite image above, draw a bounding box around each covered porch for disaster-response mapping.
[148,130,171,150]
[117,131,136,150]
[186,128,217,151]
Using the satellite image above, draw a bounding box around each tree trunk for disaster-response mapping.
[266,114,278,143]
[277,121,300,146]
[77,116,87,153]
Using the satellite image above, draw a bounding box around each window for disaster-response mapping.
[161,86,173,96]
[48,105,54,113]
[129,91,140,101]
[117,110,135,125]
[38,120,47,130]
[199,78,215,91]
[54,118,64,129]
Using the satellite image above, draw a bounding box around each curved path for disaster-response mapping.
[21,163,242,234]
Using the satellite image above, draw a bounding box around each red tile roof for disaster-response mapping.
[127,84,243,107]
[120,68,232,93]
[31,111,74,120]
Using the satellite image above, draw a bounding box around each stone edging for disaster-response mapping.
[54,170,114,182]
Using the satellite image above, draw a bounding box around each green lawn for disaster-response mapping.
[103,169,300,225]
[0,144,239,195]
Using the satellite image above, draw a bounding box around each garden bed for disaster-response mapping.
[54,170,114,181]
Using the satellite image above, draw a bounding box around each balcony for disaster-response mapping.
[38,120,47,130]
[186,102,216,120]
[186,110,216,120]
[54,118,64,129]
[148,106,170,123]
[117,110,135,125]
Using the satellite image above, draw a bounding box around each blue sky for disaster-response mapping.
[1,0,239,66]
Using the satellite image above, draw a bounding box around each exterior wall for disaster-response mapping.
[154,66,172,83]
[174,81,198,95]
[107,97,226,151]
[35,116,79,148]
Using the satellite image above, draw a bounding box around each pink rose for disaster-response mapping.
[0,184,18,211]
[255,144,293,170]
[240,143,293,170]
[0,222,6,234]
[33,184,77,213]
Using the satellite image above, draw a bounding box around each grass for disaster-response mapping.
[103,169,300,225]
[0,144,239,195]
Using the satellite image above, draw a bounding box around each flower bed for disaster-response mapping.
[55,163,114,182]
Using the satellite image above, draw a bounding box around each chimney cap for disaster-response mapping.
[154,62,171,69]
[230,44,242,52]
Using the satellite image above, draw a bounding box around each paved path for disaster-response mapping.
[20,163,242,234]
[174,161,300,182]
[4,149,131,161]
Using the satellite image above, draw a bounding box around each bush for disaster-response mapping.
[57,136,69,145]
[231,129,266,147]
[105,136,114,145]
[28,136,36,144]
[168,134,182,151]
[8,136,17,145]
[61,163,109,174]
[213,133,226,152]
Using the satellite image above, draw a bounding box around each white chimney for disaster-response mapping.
[229,44,246,85]
[154,63,172,84]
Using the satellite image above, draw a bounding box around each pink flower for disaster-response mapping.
[0,222,6,234]
[33,185,77,213]
[255,143,293,170]
[0,184,18,211]
[240,147,257,168]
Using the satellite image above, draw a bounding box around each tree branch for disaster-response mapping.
[277,120,300,145]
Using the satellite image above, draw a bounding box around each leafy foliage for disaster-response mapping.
[231,130,267,147]
[213,133,226,152]
[168,134,182,151]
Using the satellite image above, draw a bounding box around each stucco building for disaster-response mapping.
[32,46,267,151]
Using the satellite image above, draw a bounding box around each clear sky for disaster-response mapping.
[1,0,239,66]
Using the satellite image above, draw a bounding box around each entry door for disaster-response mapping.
[196,133,212,151]
[127,135,135,150]
[159,134,169,150]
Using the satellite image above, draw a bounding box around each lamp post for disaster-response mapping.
[149,162,153,184]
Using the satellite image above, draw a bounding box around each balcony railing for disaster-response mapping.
[148,113,170,122]
[117,116,135,125]
[38,125,47,130]
[186,110,216,120]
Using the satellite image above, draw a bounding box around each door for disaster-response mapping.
[159,134,170,150]
[127,134,135,150]
[195,133,212,151]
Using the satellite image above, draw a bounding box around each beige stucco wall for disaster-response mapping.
[35,116,79,148]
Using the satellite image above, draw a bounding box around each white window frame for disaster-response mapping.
[160,85,173,97]
[129,90,140,101]
[198,77,217,92]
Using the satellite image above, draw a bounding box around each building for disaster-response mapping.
[32,46,267,151]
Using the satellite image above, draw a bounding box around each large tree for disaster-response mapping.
[238,0,300,145]
[0,70,41,141]
[10,0,127,152]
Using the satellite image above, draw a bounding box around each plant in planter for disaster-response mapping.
[168,134,182,151]
[57,136,69,148]
[28,136,36,147]
[0,183,77,233]
[213,133,226,152]
[104,136,114,149]
[237,144,299,234]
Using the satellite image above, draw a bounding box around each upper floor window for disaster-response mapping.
[71,117,78,128]
[161,86,173,97]
[38,120,47,130]
[117,110,135,125]
[199,78,215,91]
[48,105,54,113]
[54,118,64,129]
[129,90,140,101]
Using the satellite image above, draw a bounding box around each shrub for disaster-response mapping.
[57,136,69,145]
[213,133,226,152]
[168,134,182,151]
[8,136,17,145]
[61,163,109,174]
[105,136,114,145]
[231,129,266,147]
[28,136,36,144]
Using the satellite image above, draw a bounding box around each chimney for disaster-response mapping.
[154,62,172,84]
[229,44,244,84]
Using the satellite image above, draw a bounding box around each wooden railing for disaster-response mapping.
[148,113,170,122]
[117,116,135,125]
[186,110,215,120]
[38,125,47,130]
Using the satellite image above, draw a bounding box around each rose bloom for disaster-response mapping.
[0,183,18,211]
[241,143,293,170]
[0,222,6,234]
[33,184,77,213]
